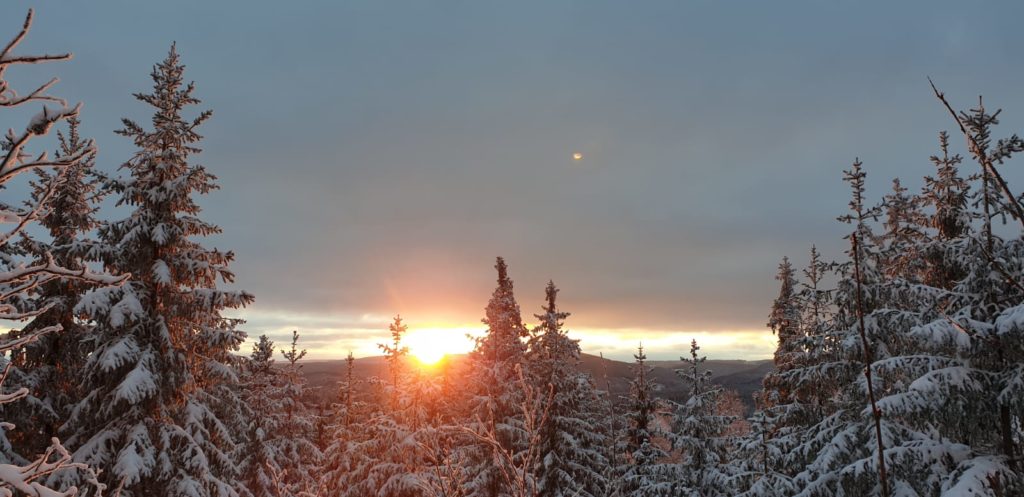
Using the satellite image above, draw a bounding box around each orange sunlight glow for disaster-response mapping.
[404,326,477,366]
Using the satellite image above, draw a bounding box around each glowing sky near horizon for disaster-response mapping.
[230,308,776,362]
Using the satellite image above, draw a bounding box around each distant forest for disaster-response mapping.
[1,8,1023,497]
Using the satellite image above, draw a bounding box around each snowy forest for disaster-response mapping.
[2,8,1024,497]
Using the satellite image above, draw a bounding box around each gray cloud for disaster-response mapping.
[9,0,1024,359]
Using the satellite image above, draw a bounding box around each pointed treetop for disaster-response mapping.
[495,256,510,286]
[482,256,527,340]
[544,280,558,311]
[686,338,706,365]
[768,256,798,335]
[281,330,307,365]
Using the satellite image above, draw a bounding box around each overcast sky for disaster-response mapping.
[7,1,1024,360]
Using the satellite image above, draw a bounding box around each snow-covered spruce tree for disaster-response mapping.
[792,159,914,497]
[881,90,1024,495]
[460,257,529,497]
[0,333,106,496]
[762,257,802,406]
[237,335,278,497]
[336,351,358,429]
[6,116,104,459]
[523,281,607,497]
[65,45,254,496]
[919,131,970,291]
[380,315,410,411]
[594,352,629,497]
[770,160,884,493]
[0,9,121,495]
[952,97,1024,481]
[669,339,734,497]
[616,344,673,497]
[274,332,322,496]
[731,407,797,497]
[737,243,850,496]
[856,129,1009,497]
[238,333,321,497]
[321,351,370,496]
[329,316,438,497]
[880,178,927,283]
[792,149,1017,496]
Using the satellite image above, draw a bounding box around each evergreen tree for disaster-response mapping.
[737,247,833,496]
[794,160,904,497]
[276,332,322,496]
[731,408,796,497]
[617,344,673,497]
[65,45,253,496]
[920,132,970,290]
[6,116,103,458]
[880,178,927,283]
[329,316,436,497]
[380,315,410,411]
[880,96,1024,495]
[0,10,118,495]
[237,333,323,497]
[670,339,734,497]
[763,257,801,407]
[321,352,370,495]
[524,281,607,497]
[237,335,279,497]
[460,257,529,497]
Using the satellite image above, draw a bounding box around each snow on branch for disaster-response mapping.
[928,78,1024,230]
[0,328,105,497]
[0,11,116,495]
[0,8,124,323]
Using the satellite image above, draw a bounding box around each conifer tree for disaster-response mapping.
[956,98,1024,477]
[6,116,104,458]
[524,281,607,497]
[237,333,323,497]
[880,178,926,282]
[763,257,801,406]
[739,247,834,496]
[0,9,122,495]
[272,332,321,496]
[461,257,529,497]
[328,316,436,497]
[65,45,253,496]
[793,160,905,497]
[891,91,1024,494]
[321,352,370,495]
[731,408,796,497]
[237,335,279,497]
[919,131,970,290]
[617,344,672,497]
[380,316,410,411]
[670,339,734,497]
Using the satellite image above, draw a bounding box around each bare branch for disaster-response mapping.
[0,9,70,68]
[928,78,1024,230]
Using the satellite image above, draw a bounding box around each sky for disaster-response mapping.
[6,1,1024,361]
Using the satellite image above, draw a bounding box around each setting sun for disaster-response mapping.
[403,326,477,366]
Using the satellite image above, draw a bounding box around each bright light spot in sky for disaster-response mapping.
[572,152,583,161]
[404,326,477,365]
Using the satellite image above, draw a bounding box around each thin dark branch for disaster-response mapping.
[928,78,1024,230]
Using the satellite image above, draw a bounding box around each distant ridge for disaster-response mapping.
[300,353,772,412]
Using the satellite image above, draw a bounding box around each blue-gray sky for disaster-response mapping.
[7,1,1024,360]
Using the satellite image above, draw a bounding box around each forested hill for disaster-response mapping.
[300,353,773,411]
